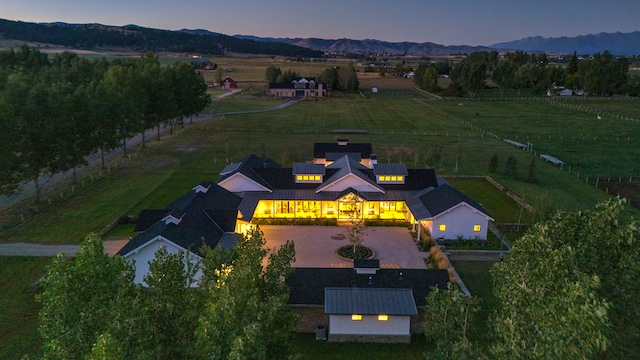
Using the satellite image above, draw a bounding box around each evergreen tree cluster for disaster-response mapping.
[0,46,211,200]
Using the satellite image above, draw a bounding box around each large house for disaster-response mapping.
[116,140,491,341]
[119,139,493,285]
[268,77,327,98]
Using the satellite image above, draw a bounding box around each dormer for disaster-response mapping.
[373,164,408,184]
[293,163,325,183]
[162,210,185,225]
[192,183,211,194]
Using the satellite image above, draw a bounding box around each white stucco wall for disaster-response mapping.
[431,203,490,240]
[329,315,410,336]
[123,237,203,286]
[218,173,270,193]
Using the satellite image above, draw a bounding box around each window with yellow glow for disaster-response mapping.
[439,224,446,231]
[314,175,321,181]
[296,175,302,181]
[351,314,362,321]
[378,314,389,321]
[397,176,403,181]
[474,224,481,232]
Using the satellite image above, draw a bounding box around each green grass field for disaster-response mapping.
[1,65,639,358]
[0,257,49,360]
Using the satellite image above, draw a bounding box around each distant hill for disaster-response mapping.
[491,32,640,56]
[233,34,493,55]
[0,18,323,58]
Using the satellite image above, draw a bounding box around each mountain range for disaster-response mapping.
[231,31,640,56]
[491,32,640,56]
[0,18,638,56]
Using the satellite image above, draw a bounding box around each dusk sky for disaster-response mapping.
[2,0,639,46]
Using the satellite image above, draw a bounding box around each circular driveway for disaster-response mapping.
[260,225,428,269]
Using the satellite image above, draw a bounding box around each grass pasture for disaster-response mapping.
[2,85,637,243]
[0,257,49,360]
[1,66,640,358]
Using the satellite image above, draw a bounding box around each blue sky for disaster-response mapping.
[2,0,639,46]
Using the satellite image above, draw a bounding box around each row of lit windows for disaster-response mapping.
[296,175,321,181]
[438,224,482,232]
[378,175,403,182]
[351,314,388,321]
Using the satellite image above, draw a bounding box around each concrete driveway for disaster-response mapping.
[260,225,428,269]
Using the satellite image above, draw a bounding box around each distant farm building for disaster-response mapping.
[221,77,237,89]
[268,77,326,98]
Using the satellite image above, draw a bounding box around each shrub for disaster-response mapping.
[337,245,372,259]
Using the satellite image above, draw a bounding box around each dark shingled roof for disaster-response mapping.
[135,209,171,232]
[418,184,492,219]
[314,141,373,159]
[217,154,280,191]
[119,183,243,257]
[286,268,449,307]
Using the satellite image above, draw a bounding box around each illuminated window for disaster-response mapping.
[378,314,389,321]
[474,224,481,232]
[296,175,303,181]
[397,176,403,182]
[391,176,397,181]
[351,314,362,321]
[314,175,321,181]
[385,176,391,181]
[303,175,309,181]
[439,224,446,231]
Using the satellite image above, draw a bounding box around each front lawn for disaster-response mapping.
[0,257,50,360]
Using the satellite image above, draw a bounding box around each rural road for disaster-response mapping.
[0,239,128,257]
[0,89,302,255]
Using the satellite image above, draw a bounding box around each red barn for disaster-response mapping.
[221,76,237,89]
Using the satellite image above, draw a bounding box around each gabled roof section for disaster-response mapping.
[373,164,409,176]
[417,184,493,220]
[217,154,280,191]
[121,183,243,257]
[292,163,326,175]
[135,209,170,232]
[287,268,449,307]
[326,155,369,170]
[325,288,418,316]
[314,141,372,159]
[316,156,384,193]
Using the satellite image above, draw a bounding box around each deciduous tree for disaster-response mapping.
[196,226,297,360]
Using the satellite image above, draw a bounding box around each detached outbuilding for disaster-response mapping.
[325,287,417,343]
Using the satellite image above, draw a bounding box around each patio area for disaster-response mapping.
[260,225,428,269]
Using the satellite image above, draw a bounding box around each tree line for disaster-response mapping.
[265,62,360,92]
[0,18,323,58]
[426,198,639,359]
[33,199,640,359]
[36,227,297,359]
[0,46,211,200]
[414,50,639,97]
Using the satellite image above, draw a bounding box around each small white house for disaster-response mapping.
[325,287,417,343]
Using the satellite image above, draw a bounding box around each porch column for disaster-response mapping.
[417,220,421,241]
